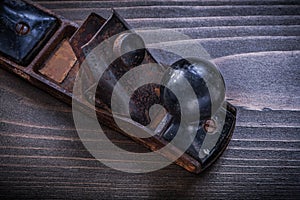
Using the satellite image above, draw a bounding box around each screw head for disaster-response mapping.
[15,22,30,35]
[203,119,217,134]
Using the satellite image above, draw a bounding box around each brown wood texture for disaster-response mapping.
[0,0,299,199]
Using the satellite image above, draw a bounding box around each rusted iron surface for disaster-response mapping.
[39,40,77,83]
[70,13,106,62]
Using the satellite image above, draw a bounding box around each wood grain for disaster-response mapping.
[0,0,299,199]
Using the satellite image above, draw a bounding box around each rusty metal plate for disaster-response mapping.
[70,13,106,61]
[39,39,77,83]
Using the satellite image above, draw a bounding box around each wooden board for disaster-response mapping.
[0,0,299,199]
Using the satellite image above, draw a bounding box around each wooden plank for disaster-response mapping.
[0,0,299,199]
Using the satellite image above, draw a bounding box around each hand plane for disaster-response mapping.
[0,0,236,173]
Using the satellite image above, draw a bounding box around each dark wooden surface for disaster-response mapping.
[1,0,300,199]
